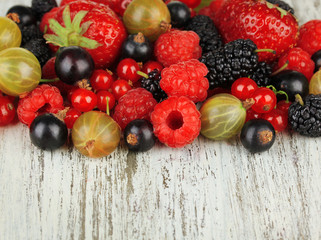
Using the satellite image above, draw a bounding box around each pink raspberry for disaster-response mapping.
[160,59,209,102]
[276,47,314,81]
[154,30,202,67]
[151,96,201,148]
[112,88,157,129]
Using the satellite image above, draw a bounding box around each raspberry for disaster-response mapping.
[276,47,314,81]
[17,84,64,126]
[154,30,201,67]
[297,20,321,56]
[112,88,157,129]
[151,96,201,148]
[160,59,209,102]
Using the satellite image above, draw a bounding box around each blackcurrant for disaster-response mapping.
[124,119,156,152]
[311,49,321,73]
[30,114,68,151]
[55,46,95,85]
[240,119,276,153]
[271,70,309,102]
[121,33,152,63]
[167,1,191,28]
[6,5,36,27]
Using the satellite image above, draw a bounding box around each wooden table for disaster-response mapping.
[1,0,321,239]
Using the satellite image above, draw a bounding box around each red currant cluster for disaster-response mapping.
[231,78,289,132]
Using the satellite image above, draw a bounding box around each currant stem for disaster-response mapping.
[272,61,289,76]
[106,97,110,116]
[295,94,304,106]
[255,49,276,54]
[137,71,148,79]
[40,78,60,83]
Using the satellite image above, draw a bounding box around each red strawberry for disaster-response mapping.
[43,1,127,68]
[215,0,299,62]
[60,0,129,16]
[297,20,321,56]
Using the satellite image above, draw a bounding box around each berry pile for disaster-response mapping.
[2,0,321,157]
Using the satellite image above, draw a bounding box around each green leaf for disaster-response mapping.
[49,19,68,36]
[194,0,212,12]
[44,34,65,47]
[79,36,101,49]
[71,11,88,32]
[62,5,72,28]
[80,21,92,35]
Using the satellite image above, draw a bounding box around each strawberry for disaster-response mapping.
[59,0,128,16]
[297,20,321,56]
[42,1,127,68]
[215,0,299,62]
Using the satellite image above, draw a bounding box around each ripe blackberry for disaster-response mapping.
[141,70,167,102]
[23,38,52,67]
[266,0,294,14]
[200,39,259,89]
[251,62,272,87]
[185,15,223,54]
[31,0,58,19]
[288,94,321,137]
[20,24,43,45]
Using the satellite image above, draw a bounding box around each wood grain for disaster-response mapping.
[1,0,321,239]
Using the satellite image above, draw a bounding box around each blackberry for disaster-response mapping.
[31,0,57,19]
[288,94,321,137]
[185,15,223,54]
[266,0,295,14]
[20,24,43,45]
[140,70,167,102]
[200,39,259,89]
[251,62,272,87]
[23,38,52,67]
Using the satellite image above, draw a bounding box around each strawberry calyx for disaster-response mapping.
[44,5,101,49]
[264,1,293,19]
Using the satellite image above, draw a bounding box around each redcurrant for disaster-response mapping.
[250,88,277,113]
[262,108,288,132]
[0,96,16,126]
[117,58,141,83]
[96,91,116,113]
[71,89,97,112]
[142,61,164,74]
[64,108,82,129]
[245,108,262,122]
[111,79,132,100]
[277,100,292,114]
[90,69,114,91]
[231,78,258,100]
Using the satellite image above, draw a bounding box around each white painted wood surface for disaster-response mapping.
[1,0,321,239]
